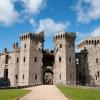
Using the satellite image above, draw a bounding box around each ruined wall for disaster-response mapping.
[0,45,20,87]
[77,38,100,86]
[76,49,88,85]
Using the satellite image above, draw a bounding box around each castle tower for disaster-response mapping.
[10,42,20,86]
[77,37,100,86]
[53,32,76,85]
[0,44,20,87]
[18,31,44,86]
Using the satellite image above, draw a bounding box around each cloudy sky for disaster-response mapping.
[0,0,100,51]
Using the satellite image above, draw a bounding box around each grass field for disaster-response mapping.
[57,85,100,100]
[0,89,30,100]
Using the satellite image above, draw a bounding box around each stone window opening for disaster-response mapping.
[97,72,100,77]
[34,57,37,62]
[4,69,8,80]
[69,57,71,62]
[17,58,19,63]
[59,57,61,62]
[96,58,98,63]
[23,74,24,79]
[23,57,26,62]
[59,74,61,80]
[5,55,9,64]
[96,76,97,80]
[15,75,18,80]
[35,74,37,80]
[60,44,62,48]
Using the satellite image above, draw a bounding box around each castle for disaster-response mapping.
[0,31,100,87]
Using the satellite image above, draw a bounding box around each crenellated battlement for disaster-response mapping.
[77,37,100,48]
[20,32,33,41]
[20,31,44,41]
[54,32,76,41]
[13,42,19,49]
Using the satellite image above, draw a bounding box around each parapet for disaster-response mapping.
[77,37,100,48]
[53,32,76,41]
[20,31,44,41]
[13,42,18,49]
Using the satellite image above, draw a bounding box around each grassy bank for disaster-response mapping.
[0,89,30,100]
[57,85,100,100]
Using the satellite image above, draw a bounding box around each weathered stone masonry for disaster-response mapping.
[1,31,100,87]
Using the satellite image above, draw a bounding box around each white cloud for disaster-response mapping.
[0,0,20,26]
[35,18,70,36]
[75,0,100,23]
[21,0,46,15]
[0,0,47,27]
[29,19,36,25]
[91,26,100,37]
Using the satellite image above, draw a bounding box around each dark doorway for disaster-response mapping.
[4,69,8,80]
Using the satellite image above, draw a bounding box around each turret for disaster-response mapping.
[13,42,19,51]
[77,37,100,49]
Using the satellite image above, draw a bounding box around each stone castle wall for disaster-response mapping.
[1,31,100,87]
[0,47,20,86]
[77,38,100,86]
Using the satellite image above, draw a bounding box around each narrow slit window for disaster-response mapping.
[34,57,37,62]
[59,57,61,62]
[24,57,26,62]
[35,74,37,80]
[17,58,19,63]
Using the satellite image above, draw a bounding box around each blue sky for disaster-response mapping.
[0,0,100,52]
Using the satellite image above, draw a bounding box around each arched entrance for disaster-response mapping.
[43,68,53,85]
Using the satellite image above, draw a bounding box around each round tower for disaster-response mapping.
[77,37,100,86]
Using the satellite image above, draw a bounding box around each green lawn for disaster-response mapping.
[0,89,30,100]
[57,85,100,100]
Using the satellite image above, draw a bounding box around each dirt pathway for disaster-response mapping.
[20,85,68,100]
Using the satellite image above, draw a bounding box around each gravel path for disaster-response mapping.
[20,85,68,100]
